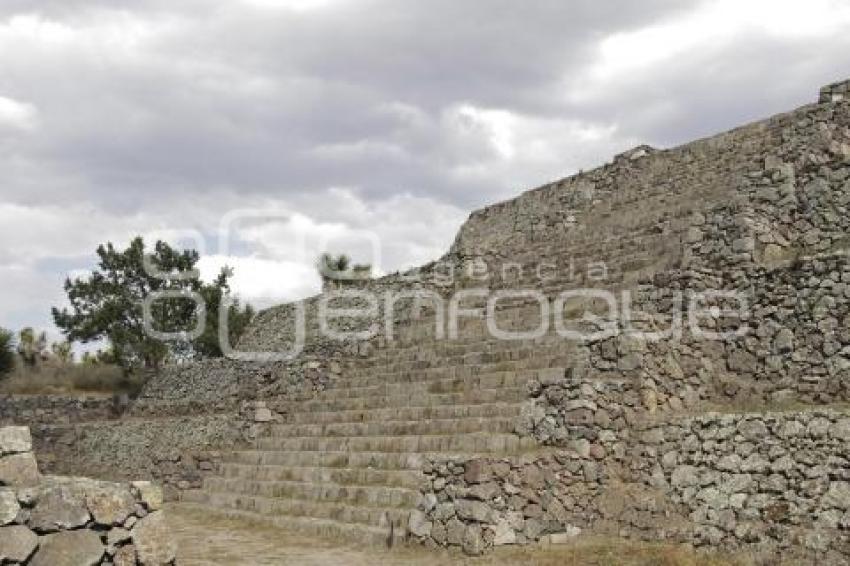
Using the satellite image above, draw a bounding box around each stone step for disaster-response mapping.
[176,501,406,547]
[182,490,410,529]
[201,477,419,508]
[223,450,430,470]
[217,463,425,489]
[315,371,533,401]
[289,401,523,425]
[267,416,515,438]
[297,386,528,413]
[254,432,535,454]
[345,343,572,372]
[340,363,564,389]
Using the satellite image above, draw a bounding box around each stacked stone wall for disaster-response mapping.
[0,426,176,565]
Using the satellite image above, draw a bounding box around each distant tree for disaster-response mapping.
[192,267,255,358]
[52,237,253,371]
[0,328,15,376]
[317,253,372,284]
[51,341,74,365]
[17,328,47,369]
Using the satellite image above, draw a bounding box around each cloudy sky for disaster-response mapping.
[1,0,850,343]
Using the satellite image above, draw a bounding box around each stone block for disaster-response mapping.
[0,428,32,456]
[0,453,40,488]
[132,511,177,565]
[29,529,105,566]
[0,525,39,563]
[0,489,20,526]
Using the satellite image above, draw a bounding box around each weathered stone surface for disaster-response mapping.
[85,483,136,526]
[28,483,90,533]
[464,460,493,484]
[0,489,20,526]
[491,518,516,546]
[0,453,39,488]
[113,544,137,566]
[671,465,700,488]
[0,525,39,563]
[108,526,132,548]
[132,511,177,565]
[823,482,850,510]
[0,428,32,456]
[29,529,104,566]
[408,509,432,538]
[462,524,484,556]
[548,526,582,544]
[455,499,495,523]
[131,481,163,512]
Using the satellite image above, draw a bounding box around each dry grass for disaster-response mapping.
[495,537,753,566]
[0,364,145,396]
[169,504,755,566]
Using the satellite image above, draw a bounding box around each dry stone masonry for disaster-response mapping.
[0,426,175,565]
[7,77,850,562]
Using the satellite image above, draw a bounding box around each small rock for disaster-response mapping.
[455,499,495,523]
[548,526,582,544]
[823,482,850,510]
[407,509,432,538]
[671,465,700,488]
[464,460,493,484]
[491,518,516,546]
[773,328,795,353]
[461,524,484,556]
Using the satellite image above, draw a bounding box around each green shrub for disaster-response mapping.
[0,328,15,377]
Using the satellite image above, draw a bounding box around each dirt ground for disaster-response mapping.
[166,504,751,566]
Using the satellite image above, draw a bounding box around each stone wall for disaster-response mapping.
[31,404,283,498]
[0,395,119,426]
[413,409,850,564]
[0,426,176,565]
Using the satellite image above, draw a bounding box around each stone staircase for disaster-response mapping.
[181,330,563,544]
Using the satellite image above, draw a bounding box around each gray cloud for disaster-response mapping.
[1,0,849,335]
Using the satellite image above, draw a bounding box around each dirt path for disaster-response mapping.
[166,504,745,566]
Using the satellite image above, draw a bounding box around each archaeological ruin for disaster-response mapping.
[3,77,850,563]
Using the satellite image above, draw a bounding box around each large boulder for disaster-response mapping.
[0,428,32,456]
[29,529,104,566]
[27,482,91,532]
[132,511,177,565]
[0,453,40,488]
[85,483,136,526]
[0,525,39,563]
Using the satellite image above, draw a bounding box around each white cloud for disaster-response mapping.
[572,0,850,103]
[0,96,37,132]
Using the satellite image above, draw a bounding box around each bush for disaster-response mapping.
[0,328,14,376]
